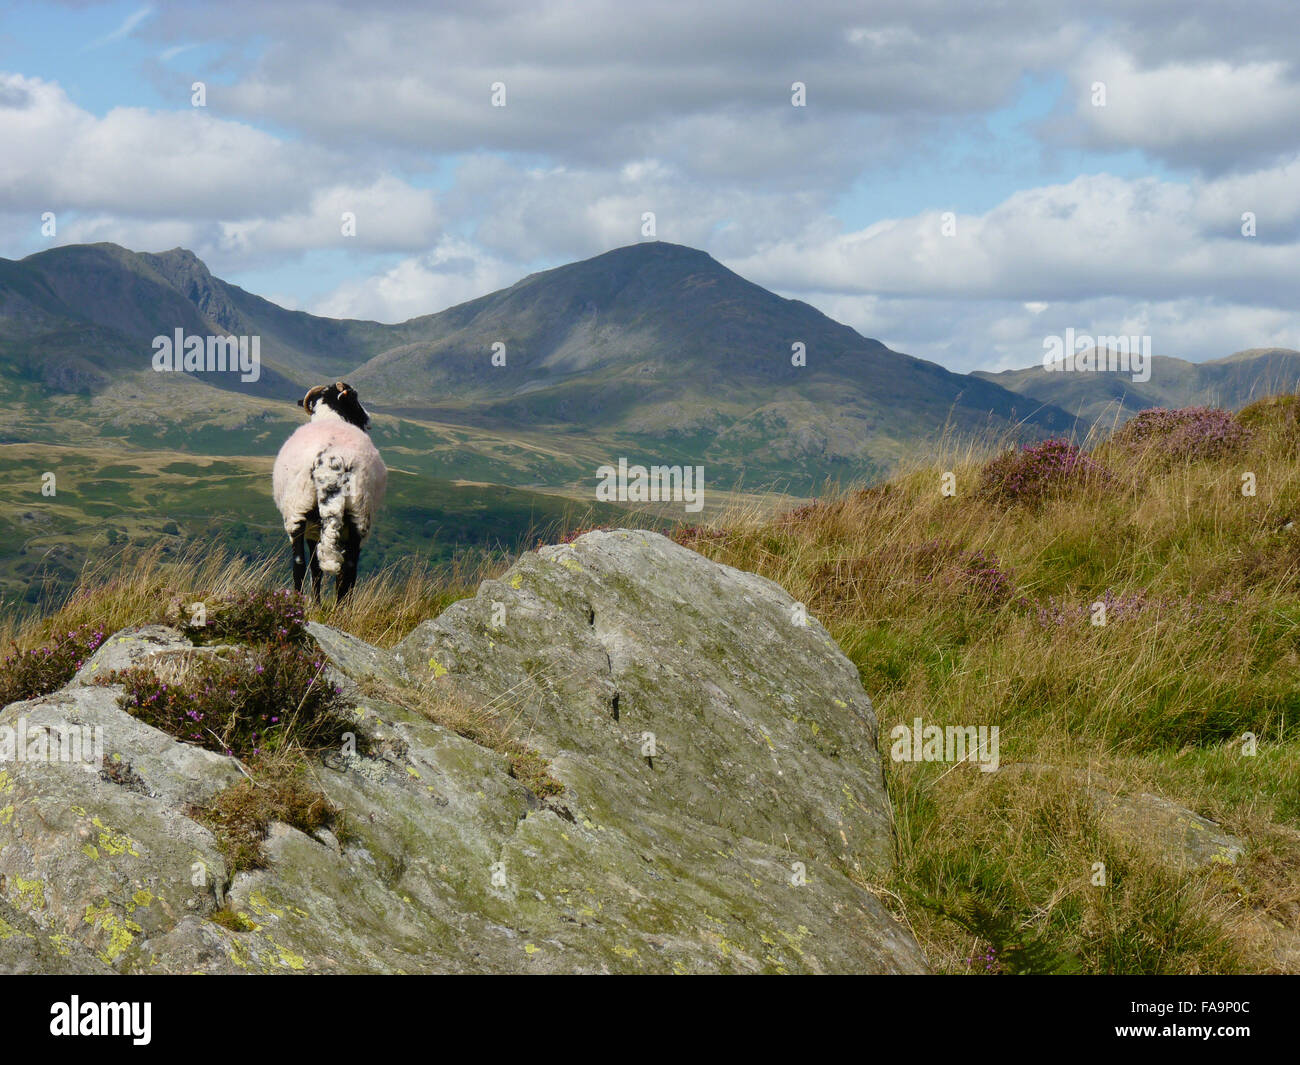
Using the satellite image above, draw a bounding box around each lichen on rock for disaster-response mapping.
[0,530,926,974]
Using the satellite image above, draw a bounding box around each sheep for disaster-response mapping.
[272,381,387,602]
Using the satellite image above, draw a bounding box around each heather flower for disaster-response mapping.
[112,638,360,761]
[961,549,1016,608]
[0,625,108,706]
[812,539,1017,611]
[181,589,310,646]
[1034,589,1203,628]
[1111,406,1253,462]
[977,439,1110,507]
[670,524,728,547]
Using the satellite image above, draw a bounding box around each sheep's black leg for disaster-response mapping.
[308,538,323,603]
[290,528,308,593]
[337,521,361,603]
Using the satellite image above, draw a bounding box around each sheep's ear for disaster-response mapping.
[302,385,326,413]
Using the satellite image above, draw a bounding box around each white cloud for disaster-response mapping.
[8,1,1300,376]
[1061,49,1300,170]
[311,238,519,321]
[795,289,1300,373]
[83,6,153,52]
[726,163,1300,308]
[0,71,441,266]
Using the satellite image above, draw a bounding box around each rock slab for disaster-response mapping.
[0,529,926,974]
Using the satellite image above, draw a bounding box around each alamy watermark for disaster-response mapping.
[151,329,261,383]
[1042,328,1151,383]
[50,997,151,1045]
[596,458,704,513]
[0,716,104,765]
[889,717,1000,772]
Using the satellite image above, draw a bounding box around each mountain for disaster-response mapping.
[0,240,1074,489]
[2,238,1296,611]
[347,242,1079,483]
[974,348,1300,427]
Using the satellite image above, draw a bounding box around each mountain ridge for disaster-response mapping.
[975,347,1300,424]
[2,239,1078,487]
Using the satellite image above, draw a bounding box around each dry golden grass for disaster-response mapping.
[683,401,1300,973]
[0,542,502,653]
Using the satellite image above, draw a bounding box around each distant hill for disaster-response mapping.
[974,348,1300,427]
[345,242,1078,484]
[1,240,1074,489]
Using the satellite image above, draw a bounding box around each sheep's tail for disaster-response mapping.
[311,452,351,574]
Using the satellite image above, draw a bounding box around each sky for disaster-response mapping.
[2,0,1299,372]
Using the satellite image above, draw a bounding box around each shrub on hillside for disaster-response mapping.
[168,587,307,645]
[976,439,1110,507]
[0,625,107,708]
[777,501,829,526]
[112,640,356,760]
[1111,406,1253,461]
[669,524,728,548]
[960,549,1017,608]
[1033,588,1241,628]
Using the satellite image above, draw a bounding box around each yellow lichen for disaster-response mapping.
[0,915,32,941]
[91,817,140,858]
[83,901,142,965]
[14,875,45,911]
[248,889,285,919]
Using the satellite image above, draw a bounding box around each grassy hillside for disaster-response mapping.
[0,435,643,612]
[5,397,1298,973]
[681,395,1300,973]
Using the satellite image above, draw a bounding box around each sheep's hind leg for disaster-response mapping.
[308,538,323,603]
[336,521,361,604]
[290,528,308,593]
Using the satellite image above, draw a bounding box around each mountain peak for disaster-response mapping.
[598,240,716,260]
[151,246,206,266]
[143,246,212,279]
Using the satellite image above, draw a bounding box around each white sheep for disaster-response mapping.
[272,381,387,602]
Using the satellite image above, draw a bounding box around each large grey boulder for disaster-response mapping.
[395,529,895,874]
[0,530,926,974]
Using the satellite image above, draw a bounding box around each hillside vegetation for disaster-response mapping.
[4,396,1298,973]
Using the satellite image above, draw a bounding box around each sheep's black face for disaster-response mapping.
[305,381,371,431]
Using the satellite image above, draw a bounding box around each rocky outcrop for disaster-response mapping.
[0,530,926,974]
[1002,763,1246,871]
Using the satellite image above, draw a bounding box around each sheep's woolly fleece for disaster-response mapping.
[272,407,387,572]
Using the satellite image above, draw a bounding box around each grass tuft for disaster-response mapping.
[190,755,339,874]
